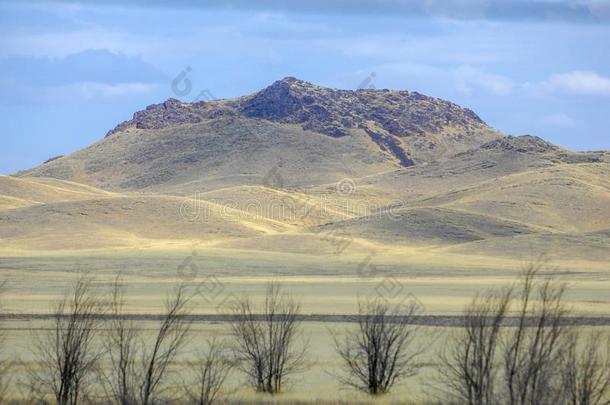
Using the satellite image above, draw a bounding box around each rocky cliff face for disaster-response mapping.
[102,77,502,168]
[107,77,489,140]
[239,77,486,139]
[18,77,608,198]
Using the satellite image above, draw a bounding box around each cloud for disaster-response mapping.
[0,80,159,104]
[349,62,516,98]
[540,113,575,127]
[0,49,166,103]
[454,65,515,96]
[19,0,610,23]
[79,82,157,99]
[0,49,166,85]
[542,71,610,96]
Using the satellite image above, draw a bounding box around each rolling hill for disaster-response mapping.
[2,77,609,266]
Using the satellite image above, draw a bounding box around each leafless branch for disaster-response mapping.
[333,298,424,395]
[228,282,308,394]
[559,330,610,405]
[439,289,511,405]
[184,339,234,405]
[29,273,105,405]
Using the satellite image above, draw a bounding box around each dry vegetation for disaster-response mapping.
[333,299,423,395]
[0,266,606,404]
[228,283,308,395]
[439,264,610,405]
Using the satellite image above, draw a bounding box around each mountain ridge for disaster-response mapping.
[105,76,489,139]
[2,78,609,276]
[98,77,503,167]
[16,78,608,197]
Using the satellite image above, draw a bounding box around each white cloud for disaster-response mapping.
[79,82,157,99]
[540,113,575,127]
[336,62,516,98]
[454,65,515,96]
[1,80,157,103]
[0,27,176,60]
[538,71,610,96]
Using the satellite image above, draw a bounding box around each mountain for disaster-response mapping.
[17,77,501,192]
[3,78,609,268]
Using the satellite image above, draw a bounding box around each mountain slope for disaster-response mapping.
[0,175,115,211]
[5,77,609,263]
[18,117,397,193]
[17,77,502,192]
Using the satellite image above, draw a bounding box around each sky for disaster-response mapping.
[0,0,609,175]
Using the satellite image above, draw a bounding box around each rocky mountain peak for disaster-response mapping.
[237,77,487,138]
[105,77,491,146]
[238,77,311,120]
[481,135,560,154]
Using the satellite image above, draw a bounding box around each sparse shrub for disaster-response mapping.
[101,275,192,405]
[439,289,511,405]
[28,274,105,405]
[184,339,234,405]
[559,330,610,405]
[0,281,11,405]
[501,264,568,405]
[439,263,609,405]
[333,298,423,395]
[228,282,308,394]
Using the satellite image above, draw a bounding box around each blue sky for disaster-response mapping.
[1,0,609,174]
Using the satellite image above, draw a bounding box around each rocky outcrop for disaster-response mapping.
[105,98,239,137]
[468,135,605,164]
[43,155,64,164]
[105,77,488,141]
[238,77,486,138]
[480,135,560,154]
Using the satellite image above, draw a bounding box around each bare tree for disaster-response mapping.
[184,339,233,405]
[139,284,191,404]
[229,282,307,394]
[559,330,610,405]
[333,299,423,395]
[102,278,192,405]
[502,264,568,405]
[0,281,12,405]
[30,274,105,405]
[440,289,511,405]
[100,274,139,405]
[438,263,577,405]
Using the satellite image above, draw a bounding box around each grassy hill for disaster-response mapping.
[2,78,609,316]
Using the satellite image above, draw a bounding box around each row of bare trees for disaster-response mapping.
[25,275,198,405]
[19,277,307,404]
[3,275,417,404]
[0,266,608,404]
[229,283,307,394]
[440,264,610,405]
